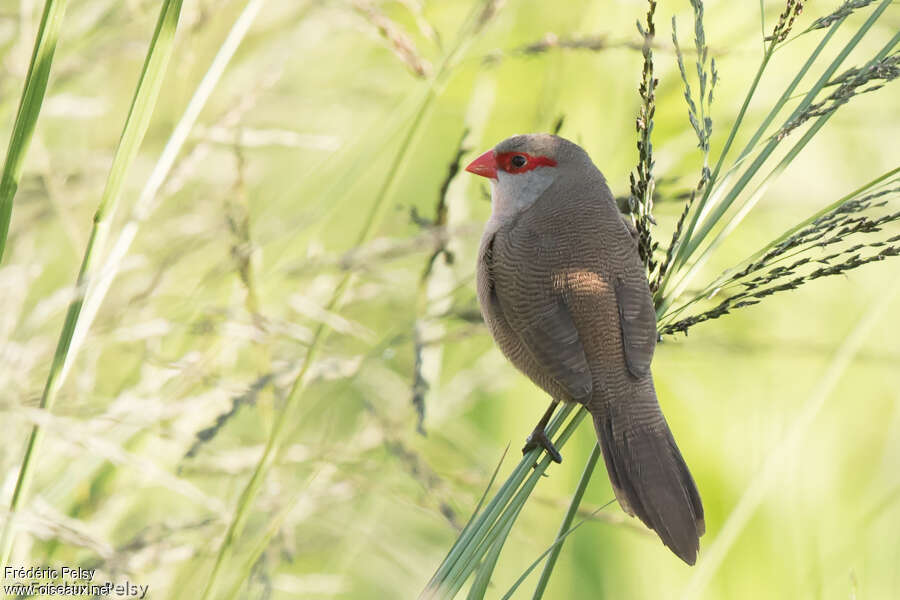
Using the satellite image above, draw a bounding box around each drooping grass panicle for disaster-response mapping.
[629,0,659,276]
[411,129,469,434]
[827,50,900,88]
[353,0,433,78]
[806,0,876,33]
[184,373,276,459]
[656,0,894,316]
[518,33,614,56]
[654,0,716,295]
[766,0,805,44]
[660,238,900,337]
[482,32,656,67]
[671,1,716,163]
[776,50,900,140]
[658,177,900,336]
[656,166,900,324]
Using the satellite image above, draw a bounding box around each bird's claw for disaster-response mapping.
[522,429,562,465]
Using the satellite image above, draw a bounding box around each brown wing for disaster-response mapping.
[488,227,593,403]
[614,274,657,379]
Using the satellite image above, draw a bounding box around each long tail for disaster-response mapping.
[592,385,705,565]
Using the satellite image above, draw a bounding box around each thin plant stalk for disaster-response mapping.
[0,0,69,261]
[61,0,266,387]
[223,484,308,600]
[0,0,184,565]
[532,443,602,599]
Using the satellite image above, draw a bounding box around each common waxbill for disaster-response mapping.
[465,133,704,565]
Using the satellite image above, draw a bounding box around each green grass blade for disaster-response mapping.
[425,405,574,593]
[0,0,69,262]
[506,502,615,600]
[425,446,509,593]
[0,0,184,566]
[60,0,266,387]
[451,412,589,596]
[436,409,588,599]
[465,517,512,600]
[532,443,602,599]
[469,446,512,536]
[421,404,576,599]
[459,470,544,598]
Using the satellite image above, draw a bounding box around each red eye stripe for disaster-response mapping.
[495,152,557,174]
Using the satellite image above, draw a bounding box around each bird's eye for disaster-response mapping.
[510,155,527,168]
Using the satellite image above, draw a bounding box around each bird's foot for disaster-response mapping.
[522,429,562,464]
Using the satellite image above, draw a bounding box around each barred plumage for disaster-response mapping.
[471,134,704,564]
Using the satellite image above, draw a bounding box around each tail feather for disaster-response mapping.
[593,400,705,565]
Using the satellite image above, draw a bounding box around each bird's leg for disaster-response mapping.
[522,399,562,464]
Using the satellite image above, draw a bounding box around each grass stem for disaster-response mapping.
[0,0,184,565]
[531,443,601,599]
[0,0,69,261]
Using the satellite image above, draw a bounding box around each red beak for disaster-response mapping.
[465,149,498,179]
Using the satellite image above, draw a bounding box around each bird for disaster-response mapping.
[465,133,704,565]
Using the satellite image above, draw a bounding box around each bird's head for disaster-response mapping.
[465,133,595,221]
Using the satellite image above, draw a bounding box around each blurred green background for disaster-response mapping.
[1,0,898,598]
